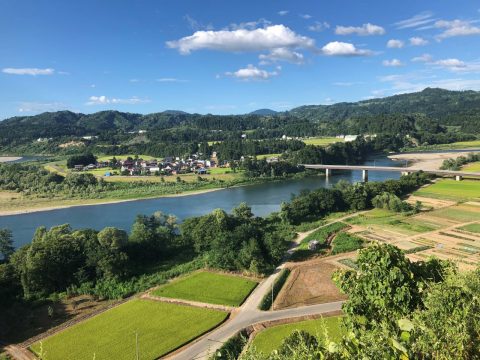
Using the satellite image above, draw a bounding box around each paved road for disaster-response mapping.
[167,218,358,360]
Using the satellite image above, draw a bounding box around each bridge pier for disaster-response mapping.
[362,169,369,182]
[325,168,331,177]
[455,175,463,181]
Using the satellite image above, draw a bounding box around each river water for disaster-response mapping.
[1,155,402,248]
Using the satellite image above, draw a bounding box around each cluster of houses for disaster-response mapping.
[74,154,219,176]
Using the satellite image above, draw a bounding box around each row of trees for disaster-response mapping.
[440,153,480,171]
[280,172,430,224]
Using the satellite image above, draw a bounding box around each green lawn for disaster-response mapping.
[430,207,480,222]
[251,316,343,354]
[415,180,480,201]
[152,271,257,307]
[459,223,480,233]
[256,153,281,159]
[463,162,480,172]
[302,137,344,146]
[30,299,228,360]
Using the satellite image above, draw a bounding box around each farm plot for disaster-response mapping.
[426,204,480,223]
[251,316,343,355]
[415,180,480,201]
[275,261,346,309]
[151,271,257,307]
[30,299,228,360]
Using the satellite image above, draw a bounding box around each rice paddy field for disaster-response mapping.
[30,299,228,360]
[415,180,480,201]
[151,271,258,307]
[463,162,480,172]
[302,137,344,146]
[251,316,343,354]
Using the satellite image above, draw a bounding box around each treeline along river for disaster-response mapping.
[1,156,401,247]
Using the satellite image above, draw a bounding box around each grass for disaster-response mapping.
[302,137,344,146]
[430,207,480,222]
[415,180,480,201]
[258,269,290,311]
[251,316,343,354]
[331,232,364,254]
[463,162,480,172]
[459,223,480,233]
[96,154,157,162]
[300,222,348,249]
[256,153,281,159]
[152,271,257,307]
[409,140,480,151]
[30,299,228,360]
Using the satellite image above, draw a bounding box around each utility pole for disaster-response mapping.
[135,331,139,360]
[271,280,274,311]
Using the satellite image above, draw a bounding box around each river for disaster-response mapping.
[1,155,401,248]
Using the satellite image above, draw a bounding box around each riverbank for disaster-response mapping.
[0,156,22,163]
[389,150,480,171]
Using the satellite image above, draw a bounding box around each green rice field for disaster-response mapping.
[30,299,228,360]
[152,271,258,306]
[251,316,343,354]
[415,180,480,201]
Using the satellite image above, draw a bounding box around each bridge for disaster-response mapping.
[301,164,480,182]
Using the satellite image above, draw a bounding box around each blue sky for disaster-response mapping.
[1,0,480,119]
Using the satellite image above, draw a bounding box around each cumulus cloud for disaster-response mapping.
[259,48,304,64]
[434,19,480,40]
[166,25,315,54]
[410,37,429,46]
[432,58,480,73]
[225,65,278,81]
[278,10,289,16]
[387,39,404,48]
[321,42,372,56]
[335,23,385,36]
[308,21,330,32]
[382,59,405,67]
[394,12,436,29]
[411,53,433,62]
[2,68,55,76]
[86,96,150,105]
[226,18,271,31]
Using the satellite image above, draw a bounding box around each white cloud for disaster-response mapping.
[259,48,304,64]
[434,19,480,40]
[2,68,55,76]
[335,23,385,36]
[166,25,315,54]
[387,39,404,48]
[226,19,271,31]
[409,37,429,46]
[380,72,480,93]
[300,14,312,19]
[156,78,188,82]
[332,81,362,87]
[432,58,480,73]
[321,42,372,56]
[411,53,433,62]
[278,10,289,16]
[382,59,405,67]
[225,65,278,81]
[394,12,435,29]
[308,21,330,32]
[18,102,67,113]
[184,15,213,31]
[86,96,150,105]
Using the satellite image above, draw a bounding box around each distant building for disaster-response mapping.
[344,135,359,142]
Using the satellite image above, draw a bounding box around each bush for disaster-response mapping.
[209,330,249,360]
[331,232,363,255]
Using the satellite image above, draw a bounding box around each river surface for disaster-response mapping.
[1,155,402,248]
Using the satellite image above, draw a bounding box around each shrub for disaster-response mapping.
[258,268,291,311]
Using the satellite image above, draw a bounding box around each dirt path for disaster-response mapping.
[141,293,235,312]
[4,345,37,360]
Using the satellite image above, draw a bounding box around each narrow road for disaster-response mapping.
[167,217,358,360]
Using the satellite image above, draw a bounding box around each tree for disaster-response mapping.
[0,228,14,260]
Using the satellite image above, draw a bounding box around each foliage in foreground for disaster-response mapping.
[245,243,480,359]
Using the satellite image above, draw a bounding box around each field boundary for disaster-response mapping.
[141,293,234,312]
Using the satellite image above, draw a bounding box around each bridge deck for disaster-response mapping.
[301,164,480,178]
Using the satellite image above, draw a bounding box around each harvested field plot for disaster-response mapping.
[30,299,228,360]
[152,271,257,307]
[251,316,342,354]
[275,262,346,309]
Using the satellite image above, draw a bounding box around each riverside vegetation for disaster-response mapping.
[0,172,430,344]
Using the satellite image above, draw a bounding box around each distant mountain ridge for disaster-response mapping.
[1,88,480,146]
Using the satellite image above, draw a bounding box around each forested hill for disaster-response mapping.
[289,88,480,133]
